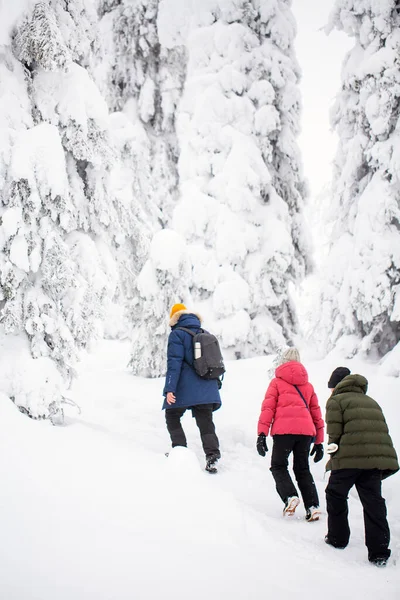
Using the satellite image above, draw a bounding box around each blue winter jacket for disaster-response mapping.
[162,313,222,411]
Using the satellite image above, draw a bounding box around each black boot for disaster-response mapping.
[205,455,219,474]
[369,549,390,567]
[325,535,347,550]
[369,556,389,567]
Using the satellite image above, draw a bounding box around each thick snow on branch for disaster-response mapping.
[316,0,400,360]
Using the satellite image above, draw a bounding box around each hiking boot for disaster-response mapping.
[283,496,300,517]
[325,535,347,549]
[205,456,219,474]
[305,506,321,522]
[369,553,390,567]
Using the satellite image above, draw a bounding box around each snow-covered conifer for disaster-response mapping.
[0,1,154,415]
[320,1,400,358]
[13,1,71,71]
[129,229,190,377]
[96,0,186,222]
[158,0,310,358]
[97,1,191,374]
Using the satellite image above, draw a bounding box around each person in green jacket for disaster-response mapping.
[324,368,399,567]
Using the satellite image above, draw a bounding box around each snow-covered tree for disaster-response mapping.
[0,1,153,416]
[129,229,191,377]
[96,0,186,223]
[158,0,310,358]
[319,1,400,359]
[95,1,192,375]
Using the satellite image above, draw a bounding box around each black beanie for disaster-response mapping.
[328,367,351,389]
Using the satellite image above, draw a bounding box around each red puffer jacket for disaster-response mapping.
[258,361,324,444]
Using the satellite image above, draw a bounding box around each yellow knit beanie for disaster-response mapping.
[169,303,187,318]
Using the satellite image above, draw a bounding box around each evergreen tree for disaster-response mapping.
[159,0,310,358]
[129,229,190,377]
[0,1,153,416]
[96,1,190,375]
[96,0,186,223]
[320,0,400,358]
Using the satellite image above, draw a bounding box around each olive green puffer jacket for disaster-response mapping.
[326,374,399,479]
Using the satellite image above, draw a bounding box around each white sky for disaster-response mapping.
[292,0,353,197]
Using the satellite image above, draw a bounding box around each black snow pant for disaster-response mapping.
[270,434,319,509]
[325,469,391,561]
[165,403,220,460]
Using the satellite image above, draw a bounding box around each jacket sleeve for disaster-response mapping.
[163,331,184,395]
[258,379,279,436]
[309,387,324,444]
[325,396,343,444]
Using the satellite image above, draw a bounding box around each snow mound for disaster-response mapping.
[165,446,203,477]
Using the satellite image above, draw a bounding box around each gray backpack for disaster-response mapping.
[177,327,225,382]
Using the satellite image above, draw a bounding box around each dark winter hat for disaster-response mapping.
[328,367,351,389]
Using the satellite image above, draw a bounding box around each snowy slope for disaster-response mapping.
[0,340,399,599]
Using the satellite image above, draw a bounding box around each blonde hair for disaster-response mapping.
[279,347,300,365]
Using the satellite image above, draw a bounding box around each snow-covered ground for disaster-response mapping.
[0,340,399,599]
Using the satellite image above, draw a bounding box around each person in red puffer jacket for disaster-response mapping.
[256,348,325,521]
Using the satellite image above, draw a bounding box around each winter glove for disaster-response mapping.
[326,442,339,455]
[310,443,324,463]
[256,433,268,457]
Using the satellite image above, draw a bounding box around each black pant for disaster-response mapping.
[326,469,391,560]
[165,404,220,460]
[270,434,319,509]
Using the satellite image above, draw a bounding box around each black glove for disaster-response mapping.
[257,433,268,457]
[310,443,324,463]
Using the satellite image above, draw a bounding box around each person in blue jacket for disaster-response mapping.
[163,303,221,473]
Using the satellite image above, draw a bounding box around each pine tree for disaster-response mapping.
[96,0,186,223]
[129,229,191,377]
[320,0,400,358]
[0,1,153,416]
[13,1,71,71]
[160,0,310,357]
[96,1,190,374]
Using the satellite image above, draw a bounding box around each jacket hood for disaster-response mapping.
[170,311,202,329]
[332,374,368,396]
[275,361,308,386]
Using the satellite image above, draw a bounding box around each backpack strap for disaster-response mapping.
[217,373,224,389]
[176,327,195,336]
[293,385,309,411]
[176,327,203,336]
[175,327,198,369]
